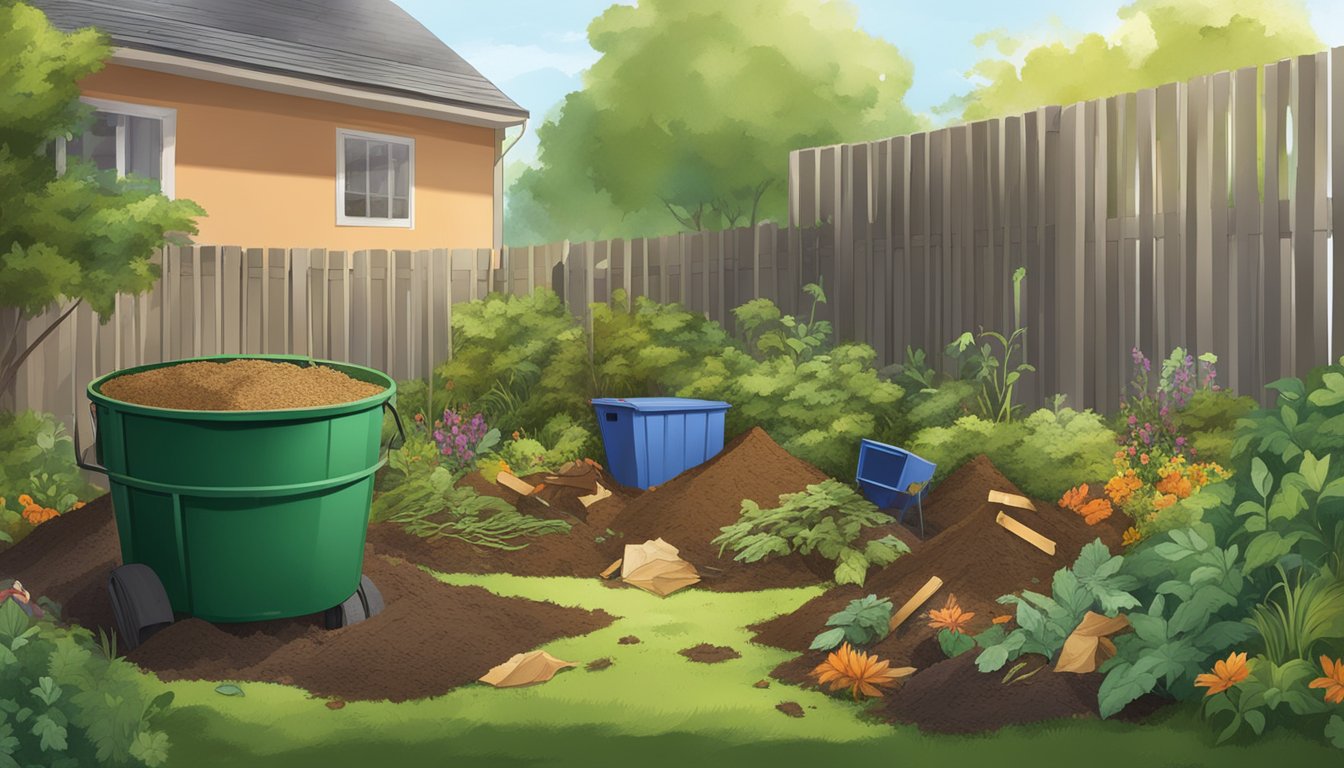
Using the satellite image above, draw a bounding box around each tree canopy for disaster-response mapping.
[947,0,1323,122]
[506,0,923,245]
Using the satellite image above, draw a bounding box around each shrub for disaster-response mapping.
[0,410,102,544]
[712,479,910,586]
[0,600,173,766]
[591,291,731,397]
[1177,388,1257,467]
[810,595,893,651]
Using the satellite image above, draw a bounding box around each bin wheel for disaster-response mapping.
[108,564,174,652]
[324,575,384,630]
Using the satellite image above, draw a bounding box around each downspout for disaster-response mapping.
[493,119,528,250]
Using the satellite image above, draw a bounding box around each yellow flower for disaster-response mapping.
[17,494,32,507]
[1122,527,1143,547]
[1194,652,1250,696]
[1310,656,1344,705]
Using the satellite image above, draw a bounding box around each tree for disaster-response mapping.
[506,0,923,245]
[0,1,204,401]
[947,0,1322,122]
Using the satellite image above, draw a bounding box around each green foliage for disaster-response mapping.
[371,465,569,550]
[0,1,204,400]
[0,599,173,766]
[0,410,101,544]
[1245,566,1344,666]
[1202,657,1329,744]
[976,540,1139,672]
[912,408,1118,500]
[505,0,923,243]
[938,628,977,659]
[735,282,832,363]
[1327,714,1344,749]
[591,291,730,397]
[946,267,1033,423]
[713,479,909,586]
[1097,527,1253,718]
[434,290,589,436]
[1175,389,1257,467]
[810,595,893,651]
[483,414,598,480]
[948,0,1322,123]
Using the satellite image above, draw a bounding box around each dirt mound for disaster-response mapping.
[776,701,805,718]
[751,455,1129,689]
[679,643,742,664]
[0,495,613,703]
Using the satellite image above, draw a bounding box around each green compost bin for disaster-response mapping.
[81,354,402,623]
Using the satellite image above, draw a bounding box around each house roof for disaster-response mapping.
[29,0,528,122]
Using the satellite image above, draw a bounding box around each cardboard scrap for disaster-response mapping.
[1055,612,1131,673]
[889,576,943,632]
[578,483,612,508]
[496,471,536,496]
[620,538,701,597]
[600,559,623,579]
[479,650,577,688]
[988,490,1036,511]
[995,511,1057,556]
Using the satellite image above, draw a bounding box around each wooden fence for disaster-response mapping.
[788,47,1342,410]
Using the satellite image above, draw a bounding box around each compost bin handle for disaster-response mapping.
[382,401,406,459]
[73,402,109,475]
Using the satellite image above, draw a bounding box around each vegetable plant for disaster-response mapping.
[810,595,893,651]
[712,479,910,586]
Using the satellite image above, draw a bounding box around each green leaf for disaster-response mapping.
[1244,708,1266,735]
[129,730,171,767]
[832,548,869,586]
[937,628,976,658]
[30,714,67,752]
[1299,451,1331,493]
[1308,372,1344,406]
[1244,530,1308,570]
[214,684,245,697]
[1326,714,1344,749]
[809,627,846,651]
[1251,457,1272,499]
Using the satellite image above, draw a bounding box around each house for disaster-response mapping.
[29,0,529,249]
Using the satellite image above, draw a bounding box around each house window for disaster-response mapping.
[53,98,176,198]
[337,128,414,228]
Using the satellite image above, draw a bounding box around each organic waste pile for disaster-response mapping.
[100,359,385,410]
[0,497,612,702]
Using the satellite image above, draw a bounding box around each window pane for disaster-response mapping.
[344,192,367,218]
[369,195,389,218]
[344,138,367,193]
[392,143,410,197]
[392,196,408,219]
[125,115,162,182]
[81,112,119,172]
[368,142,389,196]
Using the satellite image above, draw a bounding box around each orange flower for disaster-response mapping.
[1105,472,1143,506]
[22,506,59,526]
[991,614,1013,625]
[1310,656,1344,704]
[1078,498,1113,526]
[1194,652,1250,696]
[17,494,33,507]
[1156,471,1193,500]
[927,594,976,634]
[1059,484,1089,512]
[809,643,914,701]
[1153,493,1177,510]
[511,431,520,440]
[1121,527,1142,547]
[72,501,85,510]
[1140,453,1150,465]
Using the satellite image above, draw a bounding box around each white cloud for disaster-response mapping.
[455,42,598,83]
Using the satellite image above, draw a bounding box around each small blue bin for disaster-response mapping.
[591,397,731,489]
[856,439,936,535]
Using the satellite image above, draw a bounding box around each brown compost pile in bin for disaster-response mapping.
[100,359,384,410]
[0,496,613,703]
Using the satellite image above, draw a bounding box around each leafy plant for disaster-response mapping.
[977,540,1139,673]
[1245,566,1344,666]
[946,267,1032,423]
[810,595,893,651]
[591,290,731,397]
[372,465,569,550]
[734,280,831,363]
[927,594,978,658]
[0,599,173,766]
[431,409,500,472]
[809,643,913,701]
[1201,654,1331,744]
[0,410,102,544]
[713,479,909,586]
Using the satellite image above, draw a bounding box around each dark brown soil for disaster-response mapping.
[585,657,614,672]
[100,359,384,410]
[679,643,742,664]
[776,701,805,718]
[753,679,770,689]
[618,635,641,645]
[0,496,613,703]
[751,455,1131,701]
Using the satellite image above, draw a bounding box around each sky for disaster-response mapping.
[392,0,1344,168]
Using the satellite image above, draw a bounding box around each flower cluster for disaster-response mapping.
[1058,483,1113,525]
[432,409,490,470]
[1110,455,1229,542]
[5,493,79,527]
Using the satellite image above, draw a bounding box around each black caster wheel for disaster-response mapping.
[324,574,383,629]
[108,564,174,652]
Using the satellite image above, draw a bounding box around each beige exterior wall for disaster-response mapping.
[78,63,498,249]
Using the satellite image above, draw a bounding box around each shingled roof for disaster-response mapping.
[29,0,527,120]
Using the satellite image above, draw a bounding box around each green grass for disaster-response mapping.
[155,571,1338,767]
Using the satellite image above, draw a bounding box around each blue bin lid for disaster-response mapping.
[591,397,731,413]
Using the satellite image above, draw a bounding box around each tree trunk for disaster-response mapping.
[0,300,83,405]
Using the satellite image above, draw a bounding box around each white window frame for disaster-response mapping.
[336,127,415,228]
[52,97,177,198]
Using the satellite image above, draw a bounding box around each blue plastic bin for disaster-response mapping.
[856,439,936,535]
[591,397,731,489]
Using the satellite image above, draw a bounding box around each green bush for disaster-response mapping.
[591,291,730,397]
[1175,389,1257,467]
[0,410,102,544]
[911,408,1118,500]
[0,600,173,766]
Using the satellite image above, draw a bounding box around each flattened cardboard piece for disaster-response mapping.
[889,576,943,631]
[1055,612,1131,673]
[620,539,700,596]
[600,559,623,579]
[988,490,1037,511]
[578,483,612,508]
[496,471,536,496]
[621,538,680,577]
[479,650,577,688]
[543,463,602,493]
[995,511,1057,556]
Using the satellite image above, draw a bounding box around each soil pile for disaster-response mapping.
[100,359,383,410]
[751,455,1130,718]
[679,643,742,664]
[0,496,613,703]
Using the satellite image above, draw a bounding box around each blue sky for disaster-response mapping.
[392,0,1344,166]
